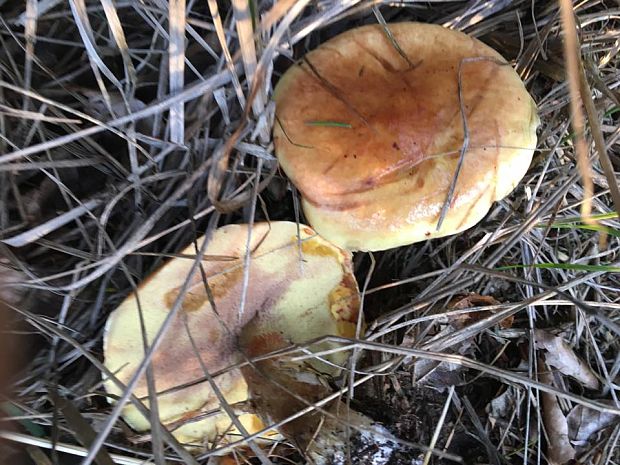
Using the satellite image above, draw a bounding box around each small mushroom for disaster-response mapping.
[274,22,539,251]
[103,222,360,451]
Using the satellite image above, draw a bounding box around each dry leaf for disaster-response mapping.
[83,90,151,134]
[448,293,514,329]
[567,404,619,445]
[84,90,147,118]
[450,294,500,310]
[411,294,508,388]
[534,330,599,390]
[411,323,472,389]
[413,358,468,389]
[540,369,576,465]
[486,388,516,429]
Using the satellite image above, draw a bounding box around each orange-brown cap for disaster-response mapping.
[103,222,360,450]
[274,22,539,251]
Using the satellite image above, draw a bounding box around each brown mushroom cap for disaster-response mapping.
[103,222,359,449]
[274,22,539,251]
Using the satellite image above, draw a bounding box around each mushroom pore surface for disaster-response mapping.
[274,22,539,251]
[103,222,360,449]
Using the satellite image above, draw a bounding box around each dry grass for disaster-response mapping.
[0,1,619,464]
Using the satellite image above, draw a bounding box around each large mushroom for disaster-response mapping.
[103,222,360,451]
[274,22,539,251]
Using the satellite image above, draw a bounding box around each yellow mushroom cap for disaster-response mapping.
[274,22,539,251]
[103,221,360,449]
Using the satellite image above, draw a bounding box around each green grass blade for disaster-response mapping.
[305,120,352,128]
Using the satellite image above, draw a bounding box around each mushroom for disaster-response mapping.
[273,22,539,251]
[103,221,361,451]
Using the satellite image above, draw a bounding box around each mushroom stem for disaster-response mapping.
[239,340,400,465]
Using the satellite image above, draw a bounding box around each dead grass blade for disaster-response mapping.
[1,198,102,247]
[207,0,246,107]
[577,64,620,217]
[67,0,120,113]
[21,0,37,112]
[0,431,146,465]
[422,385,455,465]
[261,0,298,32]
[559,0,593,223]
[0,69,233,162]
[540,369,576,465]
[168,0,186,144]
[48,390,116,465]
[233,0,265,118]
